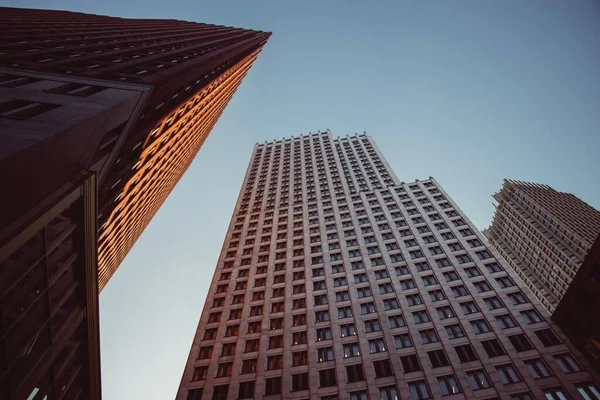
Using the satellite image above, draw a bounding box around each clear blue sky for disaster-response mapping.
[8,0,600,398]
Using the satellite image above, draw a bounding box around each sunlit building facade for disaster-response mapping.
[178,132,599,400]
[0,6,269,400]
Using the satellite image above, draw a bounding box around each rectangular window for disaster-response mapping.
[343,342,361,358]
[346,364,365,383]
[525,358,552,379]
[374,360,394,378]
[482,339,507,357]
[554,353,581,373]
[438,375,461,396]
[400,354,421,373]
[292,372,309,392]
[466,369,491,390]
[496,364,521,384]
[395,333,413,349]
[408,380,431,400]
[319,368,337,387]
[427,349,449,368]
[455,344,478,362]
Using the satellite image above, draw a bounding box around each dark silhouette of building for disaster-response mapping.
[0,6,270,400]
[177,132,599,400]
[485,180,600,313]
[553,234,600,375]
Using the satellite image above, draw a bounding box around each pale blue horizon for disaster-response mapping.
[4,1,600,399]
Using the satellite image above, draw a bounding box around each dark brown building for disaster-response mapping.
[177,132,599,400]
[485,180,600,313]
[0,6,270,400]
[553,234,600,375]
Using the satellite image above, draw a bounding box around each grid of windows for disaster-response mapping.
[178,133,597,400]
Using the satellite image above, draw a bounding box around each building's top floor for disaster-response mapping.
[255,130,373,147]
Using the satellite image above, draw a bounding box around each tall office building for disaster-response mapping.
[553,234,600,375]
[0,7,269,400]
[177,132,599,400]
[485,180,600,313]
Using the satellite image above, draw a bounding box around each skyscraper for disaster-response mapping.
[553,234,600,375]
[485,180,600,313]
[177,132,599,400]
[0,7,269,399]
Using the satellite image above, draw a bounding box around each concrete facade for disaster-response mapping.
[177,132,600,400]
[486,180,600,313]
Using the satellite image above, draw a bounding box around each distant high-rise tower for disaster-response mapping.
[485,180,600,313]
[177,132,598,400]
[0,7,269,400]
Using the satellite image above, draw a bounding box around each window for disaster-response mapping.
[460,301,479,314]
[544,388,569,400]
[395,333,413,349]
[408,380,431,400]
[406,294,423,306]
[317,327,332,341]
[554,353,581,373]
[360,302,376,314]
[265,354,282,371]
[451,285,469,297]
[437,306,454,320]
[336,291,350,302]
[365,319,381,333]
[521,309,543,324]
[507,291,528,305]
[216,362,233,377]
[241,359,257,374]
[379,283,395,294]
[576,383,600,400]
[508,334,533,352]
[535,329,561,347]
[245,339,259,352]
[315,310,330,322]
[445,324,465,339]
[455,344,478,362]
[470,319,491,334]
[511,393,533,400]
[357,286,372,298]
[438,375,461,396]
[400,354,421,372]
[413,310,430,324]
[400,279,416,290]
[466,369,491,390]
[346,364,365,382]
[473,280,491,292]
[379,385,399,400]
[265,377,282,395]
[341,323,357,337]
[319,368,337,387]
[192,366,208,380]
[293,331,307,345]
[268,335,283,349]
[343,342,361,358]
[374,359,394,378]
[221,342,236,356]
[292,372,309,391]
[429,289,445,302]
[525,358,552,379]
[496,276,515,288]
[383,298,400,310]
[238,381,255,399]
[484,296,504,310]
[496,363,521,384]
[482,339,507,357]
[350,390,369,400]
[369,338,387,353]
[420,329,439,344]
[464,266,482,278]
[427,349,449,368]
[0,99,60,119]
[422,275,437,286]
[212,385,229,400]
[318,346,334,362]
